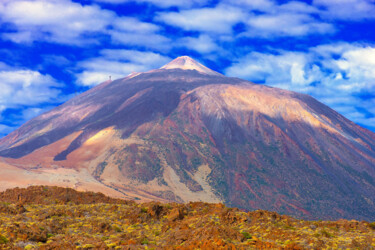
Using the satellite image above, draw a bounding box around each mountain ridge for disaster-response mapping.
[0,57,374,220]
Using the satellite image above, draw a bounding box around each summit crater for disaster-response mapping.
[160,56,222,76]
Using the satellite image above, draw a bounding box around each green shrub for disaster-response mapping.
[241,231,252,239]
[0,235,8,244]
[320,228,333,238]
[141,238,149,245]
[112,225,122,232]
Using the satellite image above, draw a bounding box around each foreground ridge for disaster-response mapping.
[0,186,374,249]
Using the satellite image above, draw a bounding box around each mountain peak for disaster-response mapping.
[160,56,222,76]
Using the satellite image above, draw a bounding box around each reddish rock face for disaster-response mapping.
[0,56,374,220]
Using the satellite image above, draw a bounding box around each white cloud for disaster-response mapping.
[108,17,171,51]
[76,60,145,86]
[310,43,358,57]
[0,68,61,107]
[110,31,171,51]
[177,35,221,54]
[0,0,169,49]
[222,0,275,11]
[0,0,115,45]
[336,47,375,80]
[225,43,375,129]
[156,5,247,34]
[76,71,116,87]
[100,49,171,66]
[313,0,375,20]
[0,63,63,136]
[244,12,334,37]
[76,50,171,86]
[93,0,209,8]
[278,1,320,14]
[155,1,333,39]
[218,1,333,38]
[226,51,320,89]
[112,17,160,33]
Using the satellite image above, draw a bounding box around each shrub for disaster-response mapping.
[141,238,149,245]
[112,225,122,232]
[241,231,252,239]
[0,235,8,244]
[320,228,333,238]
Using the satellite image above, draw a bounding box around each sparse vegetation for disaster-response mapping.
[0,186,373,249]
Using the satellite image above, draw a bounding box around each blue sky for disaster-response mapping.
[0,0,375,137]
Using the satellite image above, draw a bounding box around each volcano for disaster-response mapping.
[0,56,374,220]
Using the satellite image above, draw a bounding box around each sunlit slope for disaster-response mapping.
[0,57,374,220]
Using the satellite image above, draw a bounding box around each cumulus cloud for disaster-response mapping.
[278,1,320,14]
[110,32,171,51]
[244,12,334,37]
[239,1,334,38]
[0,0,349,51]
[0,0,114,45]
[112,17,160,33]
[222,0,275,11]
[108,17,171,51]
[0,68,61,107]
[219,1,333,38]
[225,43,375,130]
[156,1,335,40]
[177,35,221,54]
[156,5,247,34]
[0,63,63,136]
[93,0,209,8]
[76,50,171,86]
[313,0,375,20]
[0,0,169,49]
[336,47,375,80]
[100,49,171,65]
[226,51,321,92]
[77,60,144,86]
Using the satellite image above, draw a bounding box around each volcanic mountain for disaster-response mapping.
[0,56,374,220]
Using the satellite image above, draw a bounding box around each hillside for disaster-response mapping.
[0,186,374,249]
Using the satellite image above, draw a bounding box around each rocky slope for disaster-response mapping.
[0,56,374,220]
[0,186,374,249]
